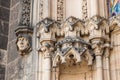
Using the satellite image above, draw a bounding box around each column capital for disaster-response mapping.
[90,38,104,56]
[40,41,54,58]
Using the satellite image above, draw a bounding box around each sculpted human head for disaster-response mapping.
[16,34,32,55]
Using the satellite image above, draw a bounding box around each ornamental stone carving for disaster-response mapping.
[82,0,88,20]
[53,37,93,67]
[109,14,120,32]
[36,18,59,42]
[57,0,64,22]
[19,0,31,26]
[36,18,59,58]
[39,0,44,20]
[15,26,33,56]
[61,16,87,37]
[40,41,54,58]
[16,34,31,55]
[86,15,109,40]
[34,15,119,80]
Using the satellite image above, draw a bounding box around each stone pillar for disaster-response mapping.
[43,0,50,18]
[43,57,51,80]
[40,41,54,80]
[89,0,99,17]
[96,55,103,80]
[91,39,104,80]
[104,42,111,80]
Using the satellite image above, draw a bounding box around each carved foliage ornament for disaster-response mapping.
[57,0,64,22]
[40,42,54,58]
[82,0,88,20]
[40,0,44,20]
[86,16,109,39]
[36,15,116,67]
[20,0,31,26]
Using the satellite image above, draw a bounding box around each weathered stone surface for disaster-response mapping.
[0,20,9,36]
[0,0,10,8]
[0,35,8,50]
[10,0,20,7]
[0,0,10,79]
[4,0,120,80]
[0,65,5,80]
[0,7,9,21]
[8,21,18,41]
[7,40,18,63]
[0,49,7,65]
[9,4,19,24]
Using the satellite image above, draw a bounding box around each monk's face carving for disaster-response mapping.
[17,36,30,52]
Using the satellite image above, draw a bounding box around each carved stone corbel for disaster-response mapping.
[15,26,33,56]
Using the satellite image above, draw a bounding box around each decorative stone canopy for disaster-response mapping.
[36,18,60,43]
[36,15,120,68]
[53,37,94,67]
[61,16,86,36]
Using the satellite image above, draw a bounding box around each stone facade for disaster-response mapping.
[0,0,10,80]
[1,0,120,80]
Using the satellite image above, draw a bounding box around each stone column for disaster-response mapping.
[89,0,99,17]
[40,41,54,80]
[104,42,111,80]
[43,0,50,18]
[43,56,51,80]
[96,55,103,80]
[91,39,104,80]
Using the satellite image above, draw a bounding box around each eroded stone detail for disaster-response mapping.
[40,41,54,58]
[16,34,32,56]
[13,14,120,80]
[15,26,33,56]
[86,16,109,39]
[36,16,114,71]
[39,0,44,20]
[19,0,31,26]
[61,16,88,37]
[53,37,93,67]
[82,0,88,20]
[109,14,120,31]
[57,0,64,22]
[37,18,58,58]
